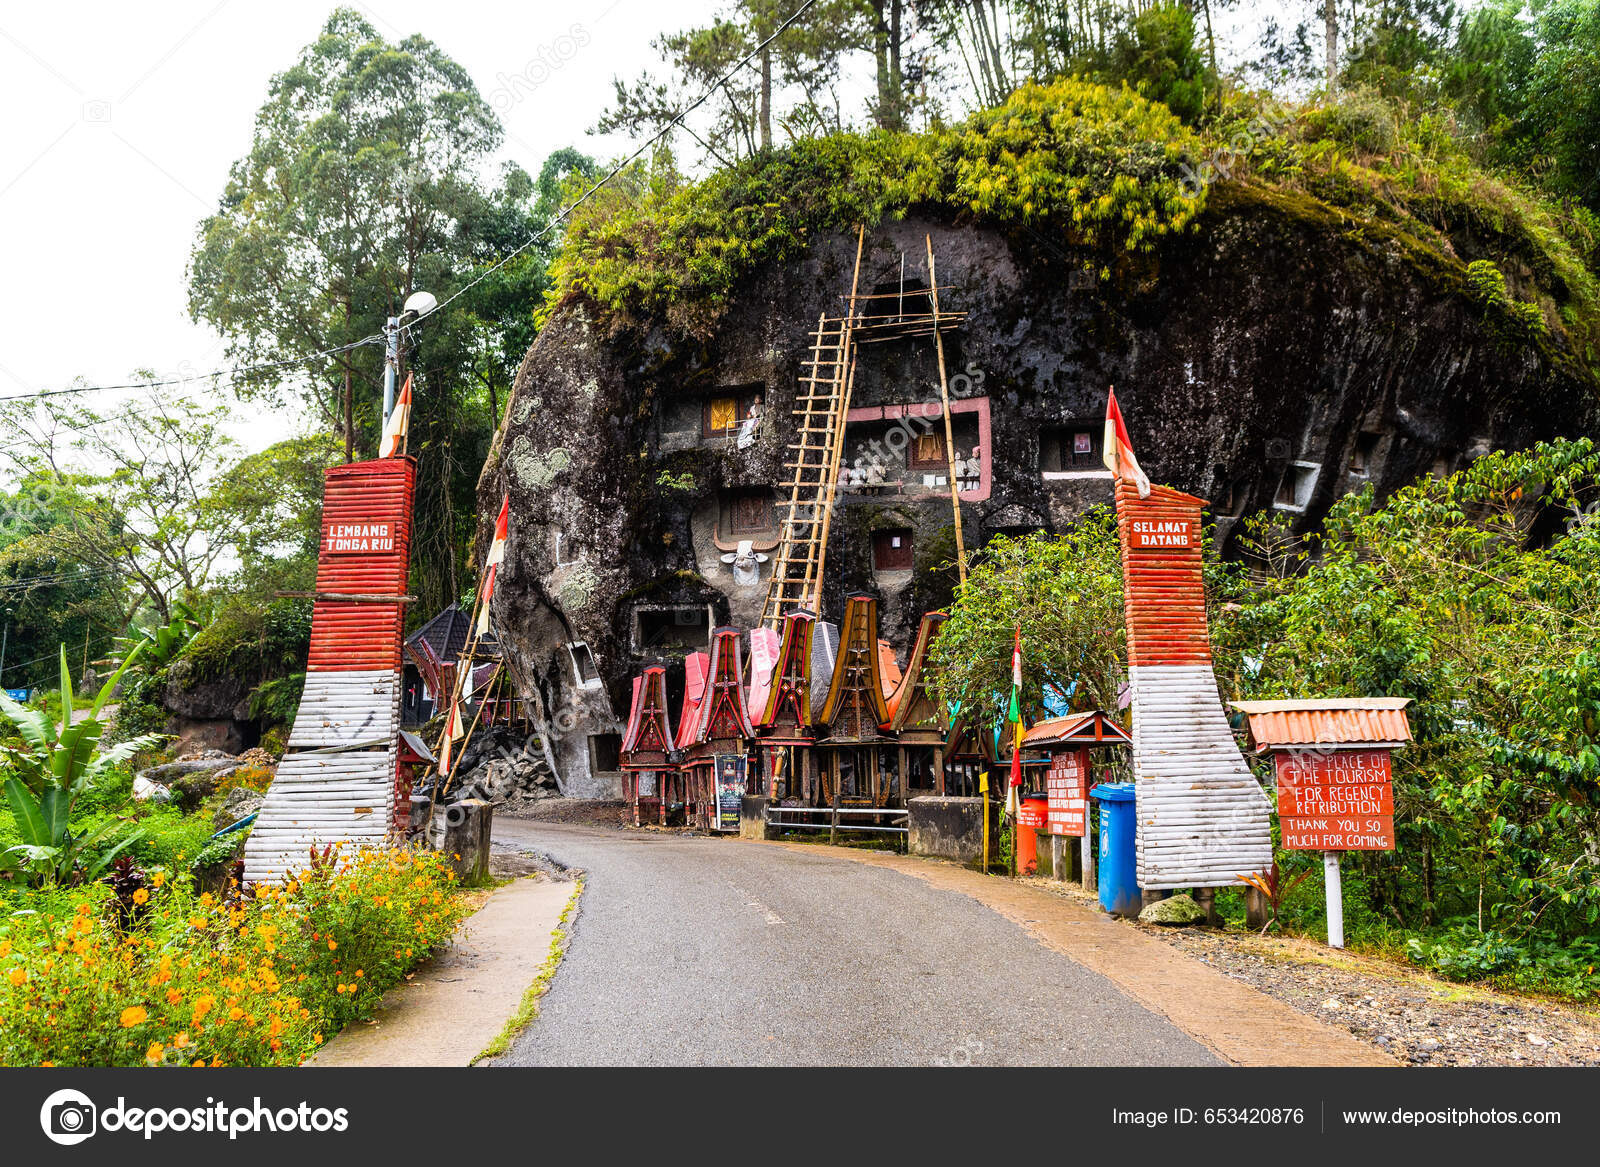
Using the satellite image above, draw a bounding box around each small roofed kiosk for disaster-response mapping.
[816,595,899,807]
[683,628,757,831]
[1232,698,1412,946]
[1021,711,1133,885]
[755,609,818,802]
[887,611,950,797]
[619,665,676,827]
[669,651,710,828]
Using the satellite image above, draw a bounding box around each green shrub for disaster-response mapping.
[0,847,466,1066]
[548,78,1206,336]
[179,599,311,684]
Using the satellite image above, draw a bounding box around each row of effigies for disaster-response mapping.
[618,596,996,830]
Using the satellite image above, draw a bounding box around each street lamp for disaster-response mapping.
[382,290,438,428]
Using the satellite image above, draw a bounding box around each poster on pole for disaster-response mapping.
[1045,750,1088,837]
[1276,749,1395,851]
[714,754,746,833]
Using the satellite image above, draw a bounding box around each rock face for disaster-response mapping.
[477,195,1598,792]
[1138,892,1208,926]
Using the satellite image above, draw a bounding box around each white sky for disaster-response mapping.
[0,0,710,452]
[0,0,1299,465]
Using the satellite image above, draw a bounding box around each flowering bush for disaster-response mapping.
[0,847,465,1066]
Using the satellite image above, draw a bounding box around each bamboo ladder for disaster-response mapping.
[760,225,867,629]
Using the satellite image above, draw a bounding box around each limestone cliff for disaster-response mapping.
[475,185,1598,792]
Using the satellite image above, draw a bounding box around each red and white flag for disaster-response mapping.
[1103,386,1151,498]
[436,695,463,776]
[475,495,510,637]
[380,373,413,458]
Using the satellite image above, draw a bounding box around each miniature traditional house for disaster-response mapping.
[816,595,899,807]
[619,665,676,827]
[943,709,997,797]
[683,628,757,830]
[755,609,818,802]
[887,611,949,796]
[670,651,710,827]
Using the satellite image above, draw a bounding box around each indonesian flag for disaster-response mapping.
[475,495,510,637]
[436,695,463,776]
[1007,624,1024,792]
[1103,386,1151,498]
[380,373,413,458]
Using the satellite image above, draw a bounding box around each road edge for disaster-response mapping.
[751,838,1396,1068]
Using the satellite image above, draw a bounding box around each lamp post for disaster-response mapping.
[381,290,438,429]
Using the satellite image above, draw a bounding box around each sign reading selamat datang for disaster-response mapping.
[1276,749,1395,851]
[1128,518,1195,549]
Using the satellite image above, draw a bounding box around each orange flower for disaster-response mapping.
[192,994,215,1023]
[120,1005,148,1027]
[145,1042,165,1063]
[131,889,150,905]
[327,939,337,951]
[7,968,26,987]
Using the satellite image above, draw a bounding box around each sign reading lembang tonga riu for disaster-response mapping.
[1277,749,1395,851]
[714,754,746,832]
[322,521,398,555]
[1046,750,1088,837]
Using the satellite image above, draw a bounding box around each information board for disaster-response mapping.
[714,754,746,833]
[1276,749,1395,851]
[1045,750,1089,837]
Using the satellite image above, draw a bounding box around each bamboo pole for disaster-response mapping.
[925,235,968,586]
[808,224,867,617]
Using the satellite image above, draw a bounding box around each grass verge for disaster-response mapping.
[472,878,584,1063]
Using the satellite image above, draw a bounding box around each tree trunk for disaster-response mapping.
[888,0,904,130]
[1325,0,1339,97]
[871,0,893,130]
[759,45,772,151]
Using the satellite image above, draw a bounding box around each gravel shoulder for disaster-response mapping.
[1019,876,1600,1067]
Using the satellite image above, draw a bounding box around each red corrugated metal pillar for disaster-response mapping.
[1116,480,1273,890]
[244,457,417,882]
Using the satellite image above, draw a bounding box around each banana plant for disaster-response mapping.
[0,645,166,886]
[111,601,201,673]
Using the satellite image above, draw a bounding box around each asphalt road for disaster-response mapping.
[489,820,1220,1067]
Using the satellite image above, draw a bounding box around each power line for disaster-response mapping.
[0,333,384,404]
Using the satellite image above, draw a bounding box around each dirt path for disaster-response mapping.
[754,839,1396,1067]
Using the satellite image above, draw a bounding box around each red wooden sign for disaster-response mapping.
[322,520,399,556]
[1045,750,1088,837]
[1128,517,1195,549]
[1276,749,1396,852]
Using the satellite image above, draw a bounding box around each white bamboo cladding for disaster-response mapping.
[285,670,400,748]
[1115,478,1272,890]
[244,681,400,882]
[1128,664,1273,888]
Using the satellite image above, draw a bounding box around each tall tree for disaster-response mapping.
[188,9,566,619]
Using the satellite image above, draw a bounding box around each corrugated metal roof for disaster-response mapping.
[1021,711,1132,748]
[1230,699,1413,748]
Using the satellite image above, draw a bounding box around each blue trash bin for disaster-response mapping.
[1090,781,1141,916]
